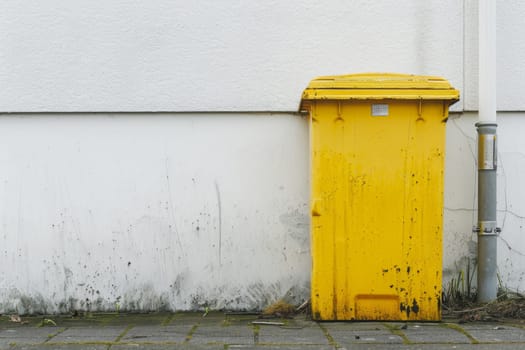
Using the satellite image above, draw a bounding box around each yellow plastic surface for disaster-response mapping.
[302,73,460,101]
[302,73,459,321]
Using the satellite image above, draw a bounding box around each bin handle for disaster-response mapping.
[312,198,322,217]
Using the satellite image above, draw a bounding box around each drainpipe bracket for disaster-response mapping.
[475,221,500,236]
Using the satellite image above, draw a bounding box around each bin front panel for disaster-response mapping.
[310,100,445,321]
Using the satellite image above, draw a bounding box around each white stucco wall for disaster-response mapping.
[1,0,463,112]
[444,112,525,291]
[0,113,309,313]
[463,0,525,111]
[2,110,525,313]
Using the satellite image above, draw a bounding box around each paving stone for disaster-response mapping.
[322,321,401,344]
[257,324,329,345]
[36,314,120,328]
[0,327,58,346]
[189,324,254,345]
[0,317,57,329]
[9,343,524,350]
[321,322,388,331]
[103,313,172,326]
[399,323,471,343]
[2,314,525,350]
[50,326,126,342]
[0,327,58,340]
[458,323,505,330]
[337,346,416,350]
[121,325,192,343]
[223,315,260,326]
[176,314,222,326]
[112,345,224,350]
[330,330,403,345]
[460,323,525,343]
[342,345,525,350]
[11,345,107,350]
[229,345,335,350]
[0,340,14,350]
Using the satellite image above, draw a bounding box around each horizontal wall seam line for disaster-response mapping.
[4,110,525,116]
[0,111,303,115]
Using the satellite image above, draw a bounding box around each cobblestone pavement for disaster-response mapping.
[1,312,525,349]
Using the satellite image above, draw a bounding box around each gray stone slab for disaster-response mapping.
[257,324,329,345]
[400,324,471,343]
[9,342,521,350]
[340,345,525,350]
[0,327,59,346]
[457,323,512,330]
[460,323,525,343]
[321,322,388,331]
[328,330,403,344]
[285,319,319,328]
[11,345,107,350]
[12,344,222,350]
[0,340,14,350]
[384,322,442,329]
[112,345,224,350]
[51,326,126,342]
[176,314,222,326]
[322,321,400,345]
[189,325,254,345]
[0,327,57,340]
[229,346,336,350]
[121,325,192,343]
[102,313,172,326]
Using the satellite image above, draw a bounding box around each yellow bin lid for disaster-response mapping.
[301,73,459,104]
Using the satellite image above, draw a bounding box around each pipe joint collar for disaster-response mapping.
[475,122,498,130]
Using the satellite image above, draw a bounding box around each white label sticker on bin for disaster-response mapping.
[371,104,389,116]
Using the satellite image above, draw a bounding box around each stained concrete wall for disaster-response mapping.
[4,111,525,314]
[0,113,309,313]
[2,0,525,313]
[444,112,525,292]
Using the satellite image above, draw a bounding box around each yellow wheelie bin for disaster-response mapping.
[300,73,459,321]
